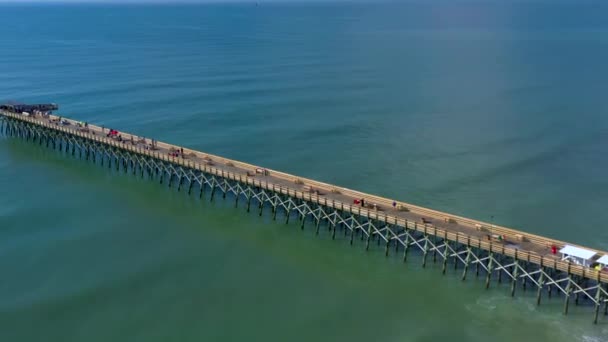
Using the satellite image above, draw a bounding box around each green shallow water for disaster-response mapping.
[1,2,608,341]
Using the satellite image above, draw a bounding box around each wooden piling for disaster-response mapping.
[285,202,291,224]
[384,226,390,257]
[511,259,519,297]
[593,282,602,324]
[315,207,322,234]
[564,279,572,315]
[177,176,184,191]
[301,206,308,229]
[210,183,216,202]
[536,269,544,306]
[365,223,372,251]
[485,253,494,289]
[258,198,263,216]
[442,236,449,275]
[564,262,572,315]
[462,248,471,281]
[188,179,194,195]
[497,254,503,284]
[432,232,437,263]
[422,237,429,268]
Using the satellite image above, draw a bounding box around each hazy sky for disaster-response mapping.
[0,0,289,3]
[0,0,310,2]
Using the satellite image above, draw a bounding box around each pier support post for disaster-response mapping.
[548,267,553,298]
[258,197,263,216]
[365,223,372,251]
[177,176,184,191]
[349,223,355,245]
[188,179,194,195]
[432,235,437,263]
[394,223,399,254]
[536,269,545,306]
[485,253,494,289]
[315,207,322,234]
[475,249,481,277]
[284,201,292,224]
[442,238,449,275]
[522,262,528,292]
[403,233,411,263]
[462,248,471,281]
[604,284,608,316]
[384,226,391,257]
[511,260,519,297]
[331,214,337,240]
[301,206,308,229]
[593,284,602,324]
[497,254,503,283]
[210,183,216,202]
[564,278,572,315]
[422,236,429,268]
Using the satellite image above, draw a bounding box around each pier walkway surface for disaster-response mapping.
[2,108,608,322]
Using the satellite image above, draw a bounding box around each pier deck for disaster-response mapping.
[2,108,608,322]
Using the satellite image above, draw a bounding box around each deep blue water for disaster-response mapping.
[1,2,608,341]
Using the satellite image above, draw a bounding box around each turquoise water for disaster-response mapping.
[1,2,608,341]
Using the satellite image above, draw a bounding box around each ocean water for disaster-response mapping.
[1,1,608,341]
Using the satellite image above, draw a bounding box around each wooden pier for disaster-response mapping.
[1,108,608,323]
